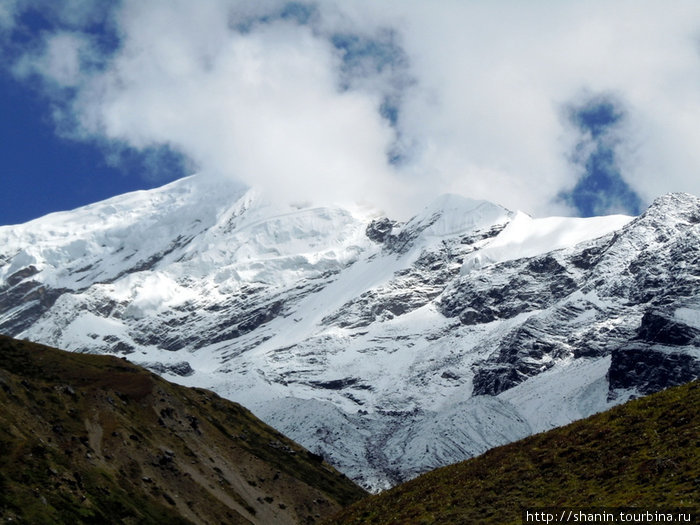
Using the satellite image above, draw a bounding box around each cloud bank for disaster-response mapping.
[6,0,700,217]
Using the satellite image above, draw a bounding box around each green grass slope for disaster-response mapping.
[330,380,699,525]
[0,335,366,524]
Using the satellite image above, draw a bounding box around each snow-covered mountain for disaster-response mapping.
[1,175,698,491]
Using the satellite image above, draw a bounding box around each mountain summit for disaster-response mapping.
[1,176,698,490]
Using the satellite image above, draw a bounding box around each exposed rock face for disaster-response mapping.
[1,176,698,491]
[438,193,700,399]
[608,345,700,397]
[144,360,196,377]
[365,218,396,244]
[634,310,700,346]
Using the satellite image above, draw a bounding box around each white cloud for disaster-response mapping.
[14,32,91,87]
[70,3,402,211]
[363,0,700,214]
[10,0,700,217]
[0,1,17,32]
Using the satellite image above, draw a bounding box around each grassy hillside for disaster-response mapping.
[0,335,366,524]
[330,380,699,525]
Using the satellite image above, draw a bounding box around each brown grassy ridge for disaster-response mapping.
[328,379,699,525]
[0,334,366,524]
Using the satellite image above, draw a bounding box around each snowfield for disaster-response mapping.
[2,175,698,491]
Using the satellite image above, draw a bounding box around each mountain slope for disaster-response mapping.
[329,380,700,525]
[1,174,698,490]
[0,335,365,524]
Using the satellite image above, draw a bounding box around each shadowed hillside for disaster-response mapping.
[0,335,366,524]
[329,380,699,525]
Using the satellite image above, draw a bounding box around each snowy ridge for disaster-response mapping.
[461,211,631,271]
[1,174,699,491]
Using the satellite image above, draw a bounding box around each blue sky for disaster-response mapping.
[560,97,643,217]
[0,69,187,225]
[0,2,187,225]
[3,1,700,224]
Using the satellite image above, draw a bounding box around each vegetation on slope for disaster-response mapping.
[0,335,366,524]
[330,380,699,525]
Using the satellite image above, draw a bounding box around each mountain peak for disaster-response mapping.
[643,192,700,224]
[404,193,512,239]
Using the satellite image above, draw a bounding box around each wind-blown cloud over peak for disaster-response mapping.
[6,1,700,217]
[79,10,400,207]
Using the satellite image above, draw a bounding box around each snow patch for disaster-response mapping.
[462,211,632,271]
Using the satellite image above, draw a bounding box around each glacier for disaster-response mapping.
[1,174,698,491]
